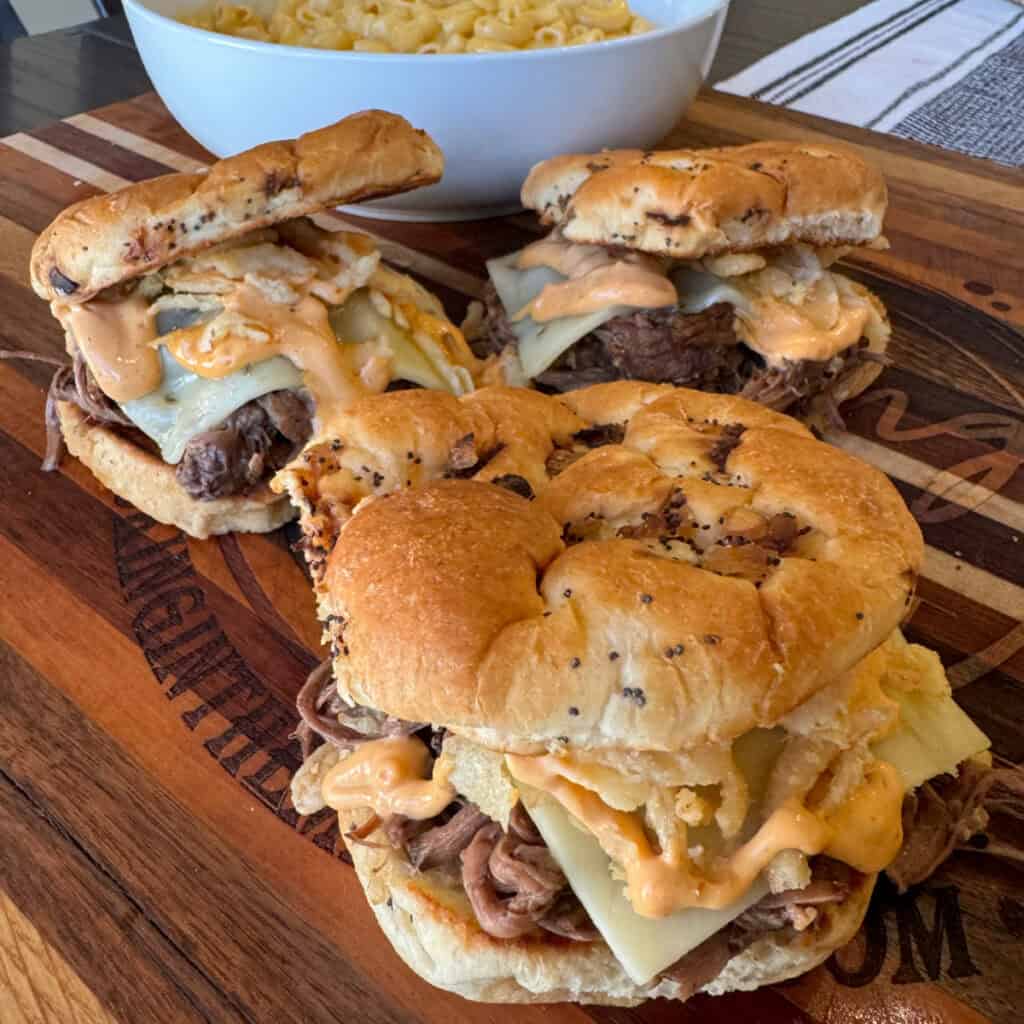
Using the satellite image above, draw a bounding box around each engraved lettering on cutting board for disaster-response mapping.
[111,502,345,859]
[829,884,979,987]
[852,388,1023,525]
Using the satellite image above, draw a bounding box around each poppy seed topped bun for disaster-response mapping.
[274,381,922,753]
[521,141,886,259]
[31,109,443,304]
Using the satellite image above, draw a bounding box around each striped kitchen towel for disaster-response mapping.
[717,0,1024,166]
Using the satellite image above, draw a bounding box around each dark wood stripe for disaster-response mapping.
[0,642,414,1024]
[93,94,218,164]
[0,142,103,233]
[0,274,67,388]
[910,578,1023,682]
[1,758,240,1023]
[32,119,172,183]
[890,478,1023,583]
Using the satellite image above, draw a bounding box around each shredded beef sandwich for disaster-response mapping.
[278,382,1011,1006]
[22,110,478,538]
[472,142,891,425]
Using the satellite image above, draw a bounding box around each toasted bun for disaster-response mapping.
[275,383,922,751]
[31,110,443,303]
[58,402,294,538]
[521,142,886,259]
[343,811,876,1005]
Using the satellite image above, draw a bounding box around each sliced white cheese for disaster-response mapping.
[121,348,302,464]
[329,289,456,393]
[873,688,990,791]
[524,792,768,986]
[672,268,752,316]
[486,253,629,380]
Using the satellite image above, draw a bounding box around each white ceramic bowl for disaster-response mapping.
[125,0,729,220]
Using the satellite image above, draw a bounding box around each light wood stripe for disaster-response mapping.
[0,892,114,1024]
[1,135,129,193]
[65,114,208,174]
[832,433,1024,534]
[924,545,1024,621]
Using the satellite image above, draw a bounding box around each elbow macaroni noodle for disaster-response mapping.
[180,0,654,53]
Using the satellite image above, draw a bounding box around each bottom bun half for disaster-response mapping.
[58,402,295,538]
[343,813,876,1006]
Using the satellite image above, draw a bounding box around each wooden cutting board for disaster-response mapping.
[0,91,1021,1024]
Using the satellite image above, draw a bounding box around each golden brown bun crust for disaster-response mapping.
[521,142,886,258]
[58,402,295,538]
[31,110,443,303]
[280,383,923,751]
[343,811,876,1004]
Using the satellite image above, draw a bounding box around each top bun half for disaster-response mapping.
[275,382,922,754]
[521,141,886,260]
[31,110,443,304]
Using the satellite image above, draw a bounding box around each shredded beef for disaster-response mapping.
[740,344,860,410]
[175,402,277,500]
[175,388,313,501]
[887,760,1024,892]
[478,281,518,359]
[405,804,489,870]
[49,354,133,428]
[381,792,596,943]
[594,304,745,388]
[47,353,312,501]
[461,822,564,938]
[538,894,601,941]
[294,658,426,758]
[257,389,313,444]
[660,928,738,1000]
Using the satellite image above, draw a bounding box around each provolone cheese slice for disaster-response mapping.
[524,791,768,986]
[672,268,752,316]
[873,688,990,791]
[121,347,302,464]
[329,289,468,394]
[486,253,628,380]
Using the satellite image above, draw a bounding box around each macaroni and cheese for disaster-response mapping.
[180,0,654,53]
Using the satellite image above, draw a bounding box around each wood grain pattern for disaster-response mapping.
[0,893,115,1024]
[0,91,1021,1024]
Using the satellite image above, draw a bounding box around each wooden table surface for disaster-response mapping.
[1,9,1022,1024]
